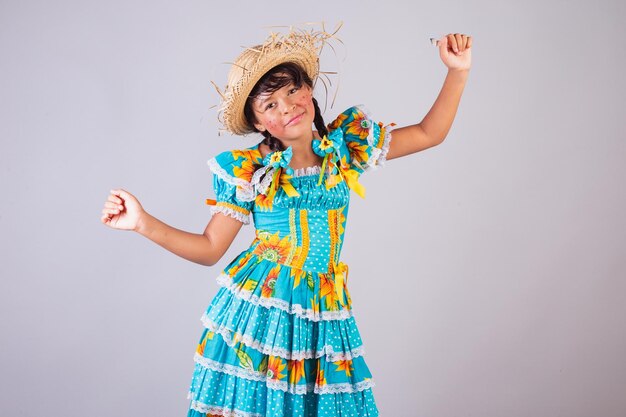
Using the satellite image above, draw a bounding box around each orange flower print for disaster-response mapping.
[315,360,327,387]
[345,110,371,140]
[266,356,287,381]
[226,251,253,276]
[289,266,307,288]
[319,274,339,310]
[288,359,306,385]
[346,140,369,166]
[196,339,206,356]
[252,232,292,263]
[254,192,274,212]
[261,265,281,298]
[333,359,354,377]
[232,149,262,165]
[327,112,348,130]
[196,331,214,356]
[233,158,258,183]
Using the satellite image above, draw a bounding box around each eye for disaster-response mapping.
[265,102,276,110]
[289,86,300,94]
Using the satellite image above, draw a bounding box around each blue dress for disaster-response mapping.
[187,105,394,417]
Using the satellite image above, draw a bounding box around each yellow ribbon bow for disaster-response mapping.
[330,261,350,308]
[264,167,300,201]
[335,163,366,198]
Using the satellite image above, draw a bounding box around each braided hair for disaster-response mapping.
[243,63,328,152]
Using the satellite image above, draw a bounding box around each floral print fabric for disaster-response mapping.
[188,105,393,417]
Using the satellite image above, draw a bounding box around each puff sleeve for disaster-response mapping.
[329,105,394,175]
[206,150,258,225]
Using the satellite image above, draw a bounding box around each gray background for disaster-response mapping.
[1,0,625,416]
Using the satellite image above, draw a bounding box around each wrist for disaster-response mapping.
[134,210,153,235]
[448,68,470,76]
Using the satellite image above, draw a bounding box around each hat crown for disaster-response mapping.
[216,25,341,136]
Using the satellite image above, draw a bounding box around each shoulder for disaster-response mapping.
[327,105,374,133]
[207,143,264,186]
[327,105,393,171]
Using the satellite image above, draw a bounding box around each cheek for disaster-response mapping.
[297,91,313,106]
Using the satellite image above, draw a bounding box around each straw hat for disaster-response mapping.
[215,25,341,135]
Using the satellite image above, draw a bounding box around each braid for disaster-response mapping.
[261,131,286,152]
[312,97,328,139]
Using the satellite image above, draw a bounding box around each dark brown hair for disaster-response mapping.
[243,62,328,151]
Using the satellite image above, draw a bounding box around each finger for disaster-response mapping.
[105,201,124,210]
[454,34,464,52]
[107,194,123,205]
[111,188,133,201]
[101,214,112,224]
[461,34,470,50]
[448,34,459,53]
[438,35,448,52]
[466,35,472,49]
[102,207,121,215]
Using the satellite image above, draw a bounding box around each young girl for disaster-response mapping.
[100,27,471,417]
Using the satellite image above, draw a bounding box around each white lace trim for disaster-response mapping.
[377,124,394,166]
[193,353,376,395]
[216,273,353,322]
[207,158,256,202]
[187,401,264,417]
[210,205,250,225]
[291,165,322,177]
[201,314,365,361]
[194,353,265,381]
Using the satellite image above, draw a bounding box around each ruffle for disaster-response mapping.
[210,204,250,225]
[191,330,375,395]
[349,104,395,171]
[191,356,376,396]
[291,165,322,177]
[187,370,379,417]
[217,272,352,322]
[201,291,365,361]
[207,157,256,202]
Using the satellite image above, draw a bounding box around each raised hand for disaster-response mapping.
[435,33,472,71]
[100,188,146,231]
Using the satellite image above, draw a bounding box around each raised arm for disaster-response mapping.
[386,33,472,160]
[101,189,242,267]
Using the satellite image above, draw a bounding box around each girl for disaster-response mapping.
[101,27,471,417]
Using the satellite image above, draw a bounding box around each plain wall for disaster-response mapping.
[1,0,625,416]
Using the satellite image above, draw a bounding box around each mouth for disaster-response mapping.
[285,112,304,126]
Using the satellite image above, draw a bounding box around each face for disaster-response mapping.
[251,82,315,143]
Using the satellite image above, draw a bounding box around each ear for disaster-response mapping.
[254,122,266,132]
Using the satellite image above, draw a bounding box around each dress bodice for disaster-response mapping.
[206,105,393,274]
[251,170,351,274]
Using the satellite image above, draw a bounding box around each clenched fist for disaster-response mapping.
[100,189,145,231]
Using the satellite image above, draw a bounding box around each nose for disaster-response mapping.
[280,97,296,114]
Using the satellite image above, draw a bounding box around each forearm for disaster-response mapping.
[421,69,469,143]
[135,212,218,267]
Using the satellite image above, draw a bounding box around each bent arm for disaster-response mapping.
[135,212,243,267]
[386,69,470,160]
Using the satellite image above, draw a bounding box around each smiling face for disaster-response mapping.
[251,82,315,142]
[243,63,317,145]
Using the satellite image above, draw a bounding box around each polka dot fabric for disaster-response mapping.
[189,106,393,417]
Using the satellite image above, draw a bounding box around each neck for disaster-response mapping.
[287,132,323,169]
[262,131,324,169]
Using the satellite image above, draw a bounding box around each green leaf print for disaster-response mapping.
[307,272,315,290]
[236,348,254,371]
[258,355,268,373]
